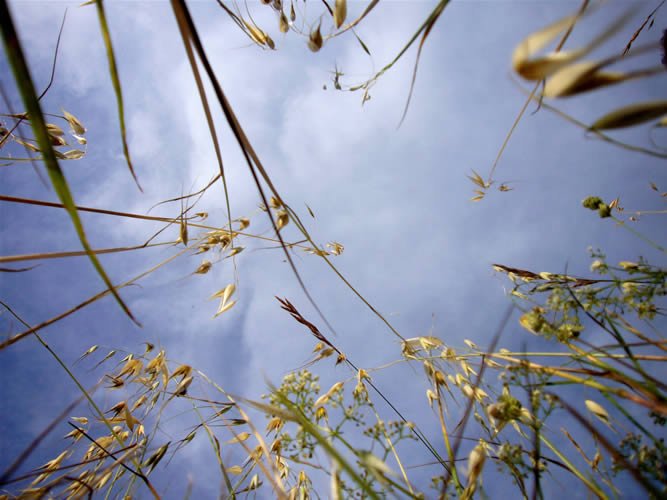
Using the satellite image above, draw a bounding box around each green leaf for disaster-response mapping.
[353,31,370,56]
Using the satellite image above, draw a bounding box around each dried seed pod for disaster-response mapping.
[63,149,85,160]
[265,34,275,50]
[244,20,267,46]
[195,260,212,274]
[276,209,289,230]
[513,10,629,81]
[585,399,613,429]
[228,432,250,444]
[227,465,243,475]
[279,10,289,33]
[467,441,487,486]
[210,283,236,304]
[179,218,188,246]
[266,417,283,433]
[50,134,67,147]
[170,364,192,380]
[145,442,170,473]
[62,109,86,135]
[173,375,193,397]
[214,299,237,317]
[106,400,127,417]
[326,241,344,255]
[426,389,438,408]
[308,23,323,52]
[228,246,244,257]
[46,123,64,136]
[334,0,346,29]
[269,195,283,208]
[14,138,40,152]
[118,358,143,378]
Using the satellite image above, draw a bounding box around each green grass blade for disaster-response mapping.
[95,0,142,191]
[0,0,139,325]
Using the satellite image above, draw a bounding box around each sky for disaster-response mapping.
[1,0,666,498]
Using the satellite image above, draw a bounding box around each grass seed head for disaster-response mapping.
[326,241,344,255]
[214,299,237,317]
[228,246,245,257]
[106,400,127,416]
[238,217,250,230]
[270,196,283,208]
[172,375,193,397]
[118,358,143,378]
[466,441,487,486]
[512,14,581,80]
[585,399,613,428]
[308,23,323,52]
[334,0,347,29]
[276,209,289,230]
[195,260,212,274]
[64,427,85,441]
[72,133,87,144]
[62,109,86,135]
[170,364,192,380]
[266,416,284,433]
[244,20,268,46]
[279,10,289,33]
[131,395,147,411]
[426,389,438,408]
[227,465,243,475]
[46,123,64,137]
[228,431,251,444]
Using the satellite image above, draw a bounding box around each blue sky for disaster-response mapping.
[1,0,666,497]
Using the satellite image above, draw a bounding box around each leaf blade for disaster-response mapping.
[95,0,142,190]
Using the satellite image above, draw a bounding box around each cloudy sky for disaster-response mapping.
[1,0,666,497]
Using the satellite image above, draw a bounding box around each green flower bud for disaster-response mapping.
[598,204,611,218]
[582,196,604,210]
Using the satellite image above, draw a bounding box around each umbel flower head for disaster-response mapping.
[582,196,611,218]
